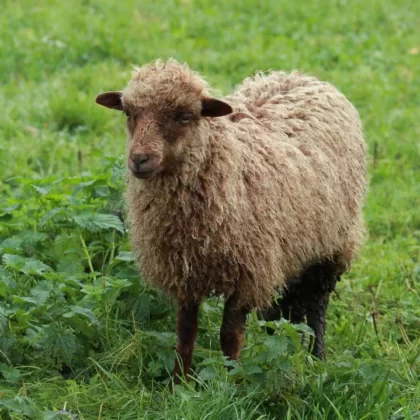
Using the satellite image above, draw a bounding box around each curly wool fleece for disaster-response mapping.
[125,60,367,309]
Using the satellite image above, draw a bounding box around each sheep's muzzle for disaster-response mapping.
[129,153,162,179]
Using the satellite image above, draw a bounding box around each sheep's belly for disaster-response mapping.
[140,244,282,308]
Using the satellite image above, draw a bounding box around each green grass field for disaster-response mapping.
[1,0,419,418]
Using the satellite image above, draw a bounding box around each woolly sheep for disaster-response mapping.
[96,59,367,383]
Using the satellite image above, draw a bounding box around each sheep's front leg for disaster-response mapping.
[220,293,250,363]
[172,301,200,384]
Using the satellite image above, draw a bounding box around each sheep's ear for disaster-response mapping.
[96,91,123,110]
[201,98,233,117]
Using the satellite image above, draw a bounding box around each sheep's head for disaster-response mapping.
[96,60,232,179]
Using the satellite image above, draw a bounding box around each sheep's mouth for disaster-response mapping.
[131,169,157,179]
[128,154,162,179]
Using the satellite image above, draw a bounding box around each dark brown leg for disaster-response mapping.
[172,301,200,384]
[281,290,306,324]
[220,293,250,363]
[306,293,329,360]
[303,261,338,360]
[260,261,339,359]
[259,284,306,335]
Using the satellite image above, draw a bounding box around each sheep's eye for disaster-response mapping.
[175,112,193,124]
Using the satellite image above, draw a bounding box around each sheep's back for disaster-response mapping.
[218,71,367,305]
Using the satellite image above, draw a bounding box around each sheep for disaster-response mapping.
[96,59,367,383]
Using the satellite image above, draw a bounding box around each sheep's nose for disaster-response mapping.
[130,154,149,172]
[128,152,161,179]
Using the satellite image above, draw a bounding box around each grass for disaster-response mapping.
[0,0,419,418]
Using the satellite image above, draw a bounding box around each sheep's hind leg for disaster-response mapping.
[172,301,200,385]
[303,261,338,360]
[260,261,338,360]
[220,293,250,365]
[259,282,306,335]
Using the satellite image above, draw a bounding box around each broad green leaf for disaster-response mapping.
[242,364,263,375]
[41,326,78,365]
[0,363,21,384]
[2,254,26,271]
[21,259,53,275]
[18,231,49,245]
[41,207,69,226]
[0,267,17,297]
[276,357,293,374]
[73,179,97,195]
[73,212,124,233]
[131,294,151,322]
[0,396,40,417]
[0,204,20,214]
[32,184,52,196]
[57,261,85,274]
[198,366,219,381]
[29,280,53,306]
[115,251,135,262]
[263,335,289,362]
[0,237,23,252]
[0,305,8,334]
[63,305,101,327]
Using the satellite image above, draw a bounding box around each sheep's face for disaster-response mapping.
[96,90,232,180]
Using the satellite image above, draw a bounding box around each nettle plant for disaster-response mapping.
[0,152,410,414]
[0,155,170,377]
[0,150,328,389]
